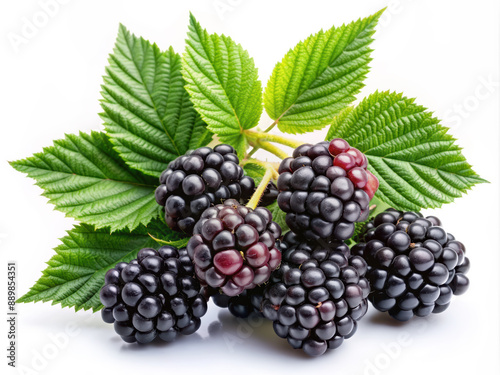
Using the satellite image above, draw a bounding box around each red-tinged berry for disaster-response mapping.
[348,167,368,189]
[333,153,356,171]
[363,170,379,200]
[346,147,368,169]
[99,246,208,344]
[328,138,350,156]
[352,209,470,321]
[188,199,282,296]
[277,140,376,241]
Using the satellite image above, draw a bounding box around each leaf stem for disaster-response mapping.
[246,166,274,210]
[253,140,289,160]
[263,120,278,133]
[246,146,259,159]
[245,130,303,149]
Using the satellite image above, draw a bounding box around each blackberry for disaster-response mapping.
[155,144,255,235]
[261,232,370,356]
[277,139,379,241]
[260,181,279,207]
[187,199,282,296]
[352,209,470,321]
[99,246,208,343]
[212,285,267,318]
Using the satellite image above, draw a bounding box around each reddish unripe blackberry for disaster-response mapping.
[277,139,378,241]
[100,246,208,344]
[352,209,470,321]
[261,232,370,356]
[187,199,282,297]
[155,144,255,235]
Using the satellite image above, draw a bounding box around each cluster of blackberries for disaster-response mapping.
[261,232,370,356]
[277,138,379,241]
[352,209,470,321]
[155,144,255,235]
[186,199,282,296]
[99,141,471,357]
[100,246,208,343]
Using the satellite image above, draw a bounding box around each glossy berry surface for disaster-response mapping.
[187,199,282,296]
[155,144,255,235]
[100,246,208,344]
[261,232,370,356]
[352,209,470,321]
[277,139,378,241]
[212,284,267,319]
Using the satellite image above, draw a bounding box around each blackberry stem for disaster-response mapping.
[246,166,274,210]
[248,139,289,159]
[245,130,303,149]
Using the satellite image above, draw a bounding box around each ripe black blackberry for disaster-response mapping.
[260,181,279,207]
[155,144,255,235]
[352,209,470,321]
[99,246,208,343]
[211,285,267,318]
[187,199,282,297]
[277,139,379,241]
[261,232,370,356]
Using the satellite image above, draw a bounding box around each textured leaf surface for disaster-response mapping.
[10,131,160,231]
[182,14,263,156]
[264,10,383,134]
[101,25,212,177]
[327,91,487,211]
[17,219,178,311]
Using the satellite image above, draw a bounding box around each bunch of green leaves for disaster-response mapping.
[11,9,485,312]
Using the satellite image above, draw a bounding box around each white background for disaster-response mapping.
[1,0,499,374]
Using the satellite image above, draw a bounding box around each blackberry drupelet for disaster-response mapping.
[187,199,282,297]
[352,209,470,322]
[211,240,286,318]
[277,139,379,241]
[211,285,267,318]
[261,232,370,356]
[155,144,255,235]
[260,181,279,207]
[100,246,208,343]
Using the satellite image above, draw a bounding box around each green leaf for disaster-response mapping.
[268,201,289,234]
[243,162,268,185]
[326,91,487,211]
[264,9,383,134]
[17,219,179,311]
[100,24,212,177]
[10,131,160,232]
[182,13,263,156]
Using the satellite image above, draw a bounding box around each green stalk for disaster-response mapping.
[245,130,303,149]
[246,167,274,210]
